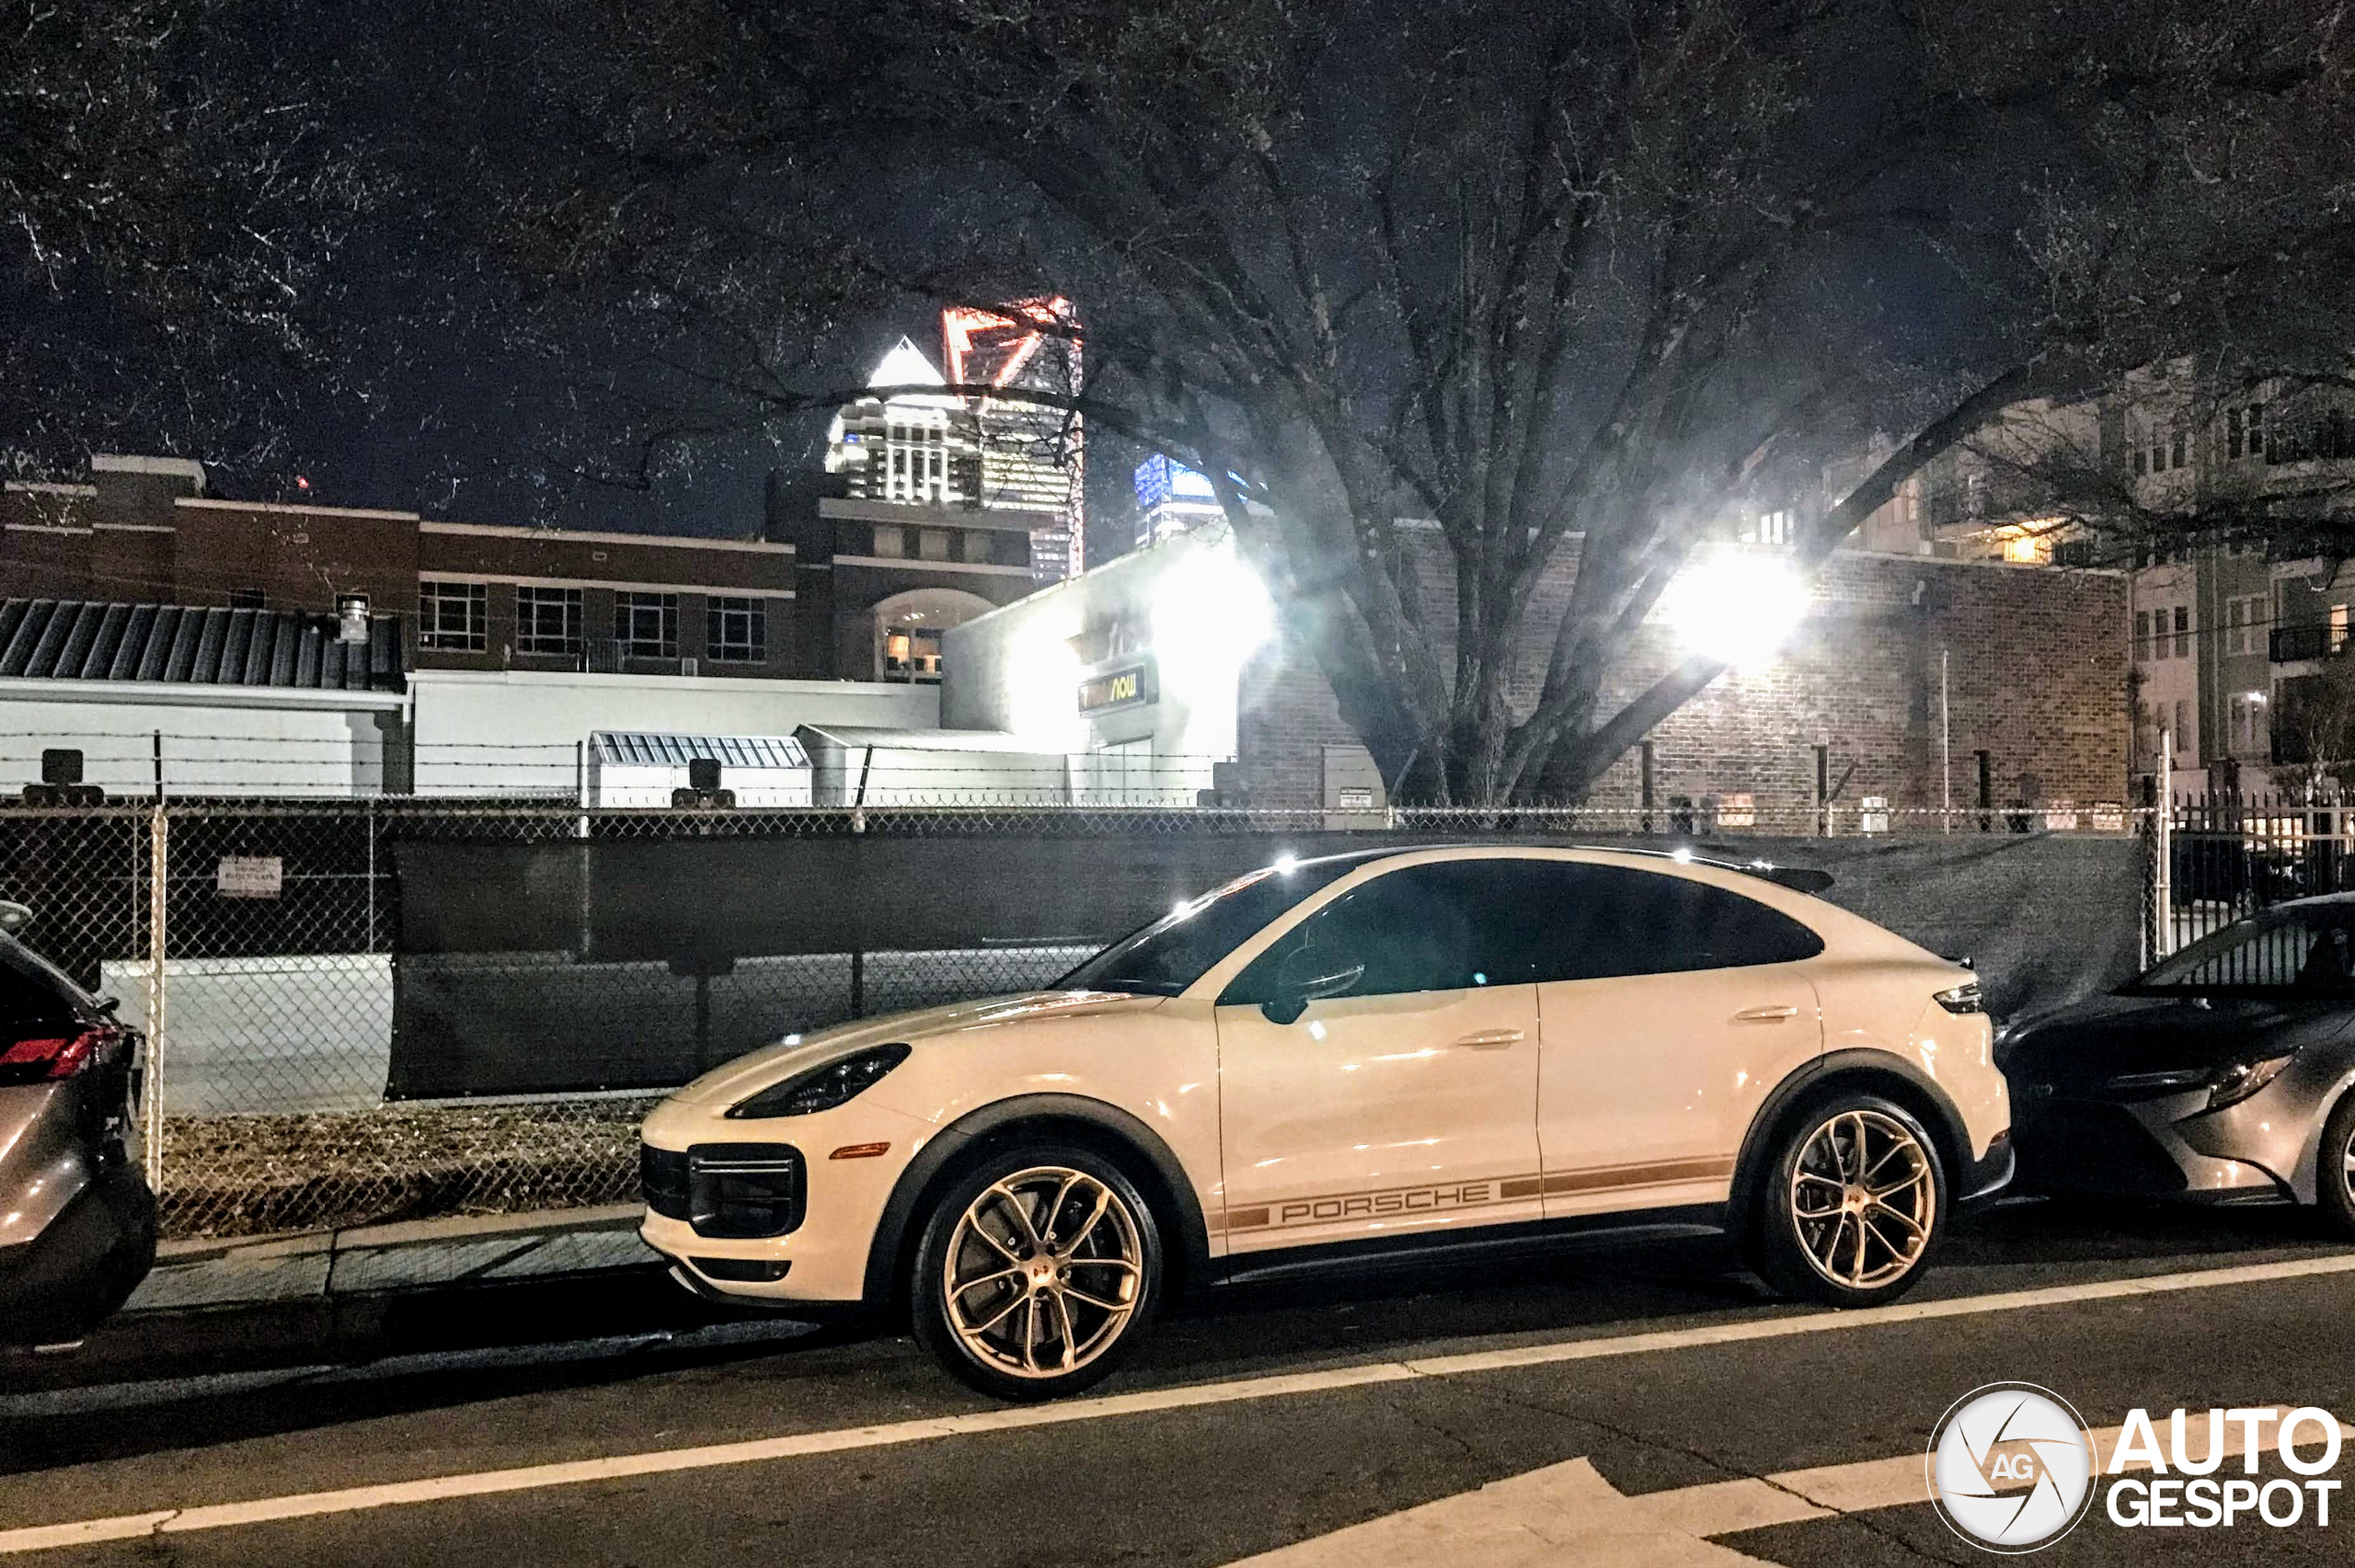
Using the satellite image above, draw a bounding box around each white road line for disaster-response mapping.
[4,1251,2350,1557]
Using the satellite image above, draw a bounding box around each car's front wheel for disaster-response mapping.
[1754,1093,1945,1308]
[2315,1093,2355,1240]
[910,1145,1162,1401]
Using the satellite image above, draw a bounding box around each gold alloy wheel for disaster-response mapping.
[1788,1108,1936,1289]
[940,1165,1143,1379]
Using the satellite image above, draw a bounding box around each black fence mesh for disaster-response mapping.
[0,798,2148,1239]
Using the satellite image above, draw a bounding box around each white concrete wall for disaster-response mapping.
[587,761,814,808]
[0,681,398,797]
[408,670,938,797]
[102,954,394,1115]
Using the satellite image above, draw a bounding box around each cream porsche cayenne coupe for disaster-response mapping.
[639,845,2010,1400]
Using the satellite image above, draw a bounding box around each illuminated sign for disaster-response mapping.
[1077,659,1158,714]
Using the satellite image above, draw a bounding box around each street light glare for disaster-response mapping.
[1662,554,1810,668]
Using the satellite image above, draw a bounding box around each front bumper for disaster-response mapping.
[637,1098,933,1306]
[2011,1089,2294,1204]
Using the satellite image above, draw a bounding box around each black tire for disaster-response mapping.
[1753,1092,1946,1309]
[2315,1093,2355,1240]
[909,1142,1163,1402]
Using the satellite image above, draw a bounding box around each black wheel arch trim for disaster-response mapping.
[860,1093,1212,1310]
[1728,1050,1985,1233]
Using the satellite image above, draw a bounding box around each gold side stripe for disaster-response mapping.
[1217,1155,1735,1236]
[1542,1155,1737,1195]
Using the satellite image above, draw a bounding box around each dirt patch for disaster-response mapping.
[158,1099,658,1238]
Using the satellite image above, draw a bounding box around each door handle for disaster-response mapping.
[1731,1004,1798,1024]
[1451,1027,1526,1049]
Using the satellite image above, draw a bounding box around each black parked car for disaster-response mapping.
[1997,895,2355,1233]
[0,902,155,1345]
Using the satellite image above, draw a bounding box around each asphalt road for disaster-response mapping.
[4,1198,2353,1567]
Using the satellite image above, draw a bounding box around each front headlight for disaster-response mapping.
[2206,1052,2293,1112]
[728,1043,911,1119]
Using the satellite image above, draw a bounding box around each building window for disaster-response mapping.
[707,596,765,663]
[418,581,488,651]
[918,527,951,561]
[2225,592,2269,656]
[2173,604,2191,659]
[883,624,943,681]
[2229,691,2269,758]
[2133,448,2147,476]
[2170,432,2188,469]
[2334,602,2350,655]
[872,524,906,558]
[615,592,679,658]
[2134,609,2152,659]
[2173,698,2192,754]
[514,587,582,656]
[1752,509,1794,545]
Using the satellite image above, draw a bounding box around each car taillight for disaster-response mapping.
[1934,980,1984,1014]
[0,1026,109,1085]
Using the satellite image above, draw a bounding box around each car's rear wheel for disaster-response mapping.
[910,1145,1161,1401]
[1755,1093,1945,1308]
[2315,1093,2355,1239]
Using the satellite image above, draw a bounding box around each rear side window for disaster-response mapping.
[0,951,77,1036]
[1486,862,1823,982]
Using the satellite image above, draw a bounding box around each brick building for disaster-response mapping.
[0,452,1033,687]
[948,529,2131,821]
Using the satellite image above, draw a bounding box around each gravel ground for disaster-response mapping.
[156,1099,659,1238]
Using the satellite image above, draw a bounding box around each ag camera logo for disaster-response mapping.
[1926,1383,2097,1552]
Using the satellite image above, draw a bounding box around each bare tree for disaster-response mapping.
[396,0,2355,802]
[0,0,377,482]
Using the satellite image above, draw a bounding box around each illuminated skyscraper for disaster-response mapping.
[823,337,979,503]
[1132,454,1226,549]
[942,300,1085,582]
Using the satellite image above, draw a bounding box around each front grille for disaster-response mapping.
[643,1141,804,1236]
[640,1145,691,1219]
[689,1142,804,1238]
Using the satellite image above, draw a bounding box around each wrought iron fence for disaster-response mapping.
[2158,791,2355,955]
[0,795,2150,1240]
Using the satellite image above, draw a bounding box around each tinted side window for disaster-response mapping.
[0,956,75,1036]
[1222,863,1508,1002]
[1488,863,1823,981]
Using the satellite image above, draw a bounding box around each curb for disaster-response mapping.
[130,1204,655,1317]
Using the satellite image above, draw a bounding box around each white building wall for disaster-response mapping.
[0,681,397,797]
[2131,563,2199,786]
[942,532,1273,803]
[408,669,938,796]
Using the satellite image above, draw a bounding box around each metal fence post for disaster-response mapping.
[144,803,168,1192]
[2154,732,2174,958]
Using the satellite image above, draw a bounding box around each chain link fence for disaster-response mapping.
[0,795,2153,1240]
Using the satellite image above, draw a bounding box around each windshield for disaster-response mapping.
[2130,904,2355,995]
[1056,858,1360,996]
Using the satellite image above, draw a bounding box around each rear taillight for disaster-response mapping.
[0,1026,111,1085]
[1934,980,1984,1015]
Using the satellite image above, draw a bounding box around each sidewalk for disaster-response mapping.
[128,1204,659,1315]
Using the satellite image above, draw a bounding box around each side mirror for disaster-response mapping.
[1261,943,1365,1025]
[0,900,29,934]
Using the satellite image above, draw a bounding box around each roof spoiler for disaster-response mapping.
[1735,863,1834,895]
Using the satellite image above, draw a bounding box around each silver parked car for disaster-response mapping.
[1998,894,2355,1231]
[0,902,155,1345]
